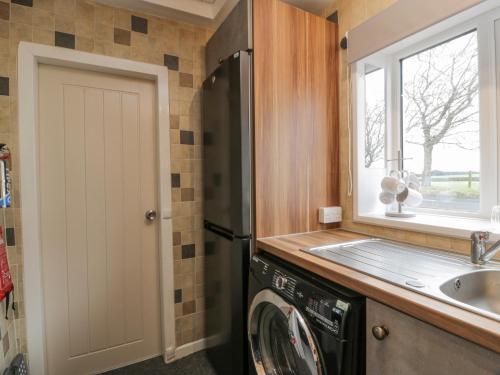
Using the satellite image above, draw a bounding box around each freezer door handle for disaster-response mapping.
[204,221,234,241]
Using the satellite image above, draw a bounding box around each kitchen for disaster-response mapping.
[0,0,498,374]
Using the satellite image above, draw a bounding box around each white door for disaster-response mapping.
[38,64,161,375]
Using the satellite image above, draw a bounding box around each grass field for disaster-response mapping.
[421,180,479,199]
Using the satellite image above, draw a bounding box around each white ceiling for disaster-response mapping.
[95,0,331,29]
[192,0,332,13]
[283,0,333,14]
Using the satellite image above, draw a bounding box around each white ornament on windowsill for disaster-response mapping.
[379,170,423,218]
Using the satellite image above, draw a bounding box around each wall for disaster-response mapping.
[321,0,472,255]
[0,0,211,368]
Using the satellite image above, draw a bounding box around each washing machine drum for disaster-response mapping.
[248,290,323,375]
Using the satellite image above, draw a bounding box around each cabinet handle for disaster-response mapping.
[372,325,389,340]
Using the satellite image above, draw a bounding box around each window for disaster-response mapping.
[355,5,500,223]
[401,31,480,212]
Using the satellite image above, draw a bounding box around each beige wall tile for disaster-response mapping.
[94,4,114,25]
[54,0,75,17]
[148,16,164,36]
[55,14,75,34]
[0,53,8,76]
[34,0,55,12]
[75,18,92,36]
[10,4,32,25]
[76,0,93,21]
[32,8,54,30]
[0,20,9,39]
[93,21,113,43]
[75,35,93,52]
[114,8,131,30]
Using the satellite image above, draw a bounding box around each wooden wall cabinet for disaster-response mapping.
[253,0,339,238]
[366,299,500,374]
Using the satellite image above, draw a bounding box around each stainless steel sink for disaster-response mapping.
[440,270,500,316]
[303,239,500,321]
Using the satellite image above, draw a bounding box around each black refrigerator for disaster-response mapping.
[202,50,252,375]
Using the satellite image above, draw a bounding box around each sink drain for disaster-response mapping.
[454,278,461,290]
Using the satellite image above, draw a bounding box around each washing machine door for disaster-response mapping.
[248,289,323,375]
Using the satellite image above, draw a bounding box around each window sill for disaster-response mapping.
[354,212,500,240]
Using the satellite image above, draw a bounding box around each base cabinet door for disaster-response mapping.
[366,299,500,375]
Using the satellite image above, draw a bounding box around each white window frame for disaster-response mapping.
[353,4,500,238]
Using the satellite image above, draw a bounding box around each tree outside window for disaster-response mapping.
[364,67,385,169]
[401,31,480,212]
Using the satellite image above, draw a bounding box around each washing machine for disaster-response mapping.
[248,252,365,375]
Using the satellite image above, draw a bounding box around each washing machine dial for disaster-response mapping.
[275,275,288,290]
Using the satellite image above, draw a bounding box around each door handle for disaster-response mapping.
[145,210,157,222]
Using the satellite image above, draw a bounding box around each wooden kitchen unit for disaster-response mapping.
[253,0,339,238]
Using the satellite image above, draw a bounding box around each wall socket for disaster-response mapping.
[319,206,342,223]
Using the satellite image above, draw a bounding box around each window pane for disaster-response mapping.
[364,66,385,169]
[401,31,480,212]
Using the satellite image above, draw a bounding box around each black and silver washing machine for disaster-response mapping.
[248,252,365,375]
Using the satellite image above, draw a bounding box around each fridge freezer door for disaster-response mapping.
[202,52,252,237]
[204,226,250,375]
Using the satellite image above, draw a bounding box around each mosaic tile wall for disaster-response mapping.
[0,0,212,368]
[321,0,473,255]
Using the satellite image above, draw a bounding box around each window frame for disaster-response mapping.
[353,6,500,223]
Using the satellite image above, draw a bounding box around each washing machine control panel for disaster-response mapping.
[295,283,350,339]
[251,255,351,339]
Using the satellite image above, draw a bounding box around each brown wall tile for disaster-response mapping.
[179,72,193,88]
[164,54,179,70]
[54,30,74,48]
[173,231,181,246]
[113,27,130,45]
[0,77,9,96]
[182,300,195,315]
[0,2,10,21]
[180,130,194,145]
[181,188,194,201]
[131,15,147,34]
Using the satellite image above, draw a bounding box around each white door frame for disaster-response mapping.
[18,42,175,375]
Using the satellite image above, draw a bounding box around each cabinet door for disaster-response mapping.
[366,299,500,375]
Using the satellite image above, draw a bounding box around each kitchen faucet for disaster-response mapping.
[470,231,500,264]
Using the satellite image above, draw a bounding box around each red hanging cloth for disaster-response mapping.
[0,227,14,318]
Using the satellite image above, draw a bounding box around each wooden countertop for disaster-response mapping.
[256,229,500,354]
